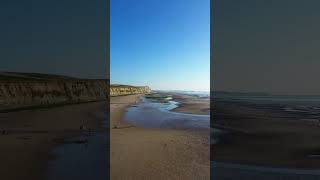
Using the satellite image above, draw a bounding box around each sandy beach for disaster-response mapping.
[110,94,210,180]
[0,101,107,180]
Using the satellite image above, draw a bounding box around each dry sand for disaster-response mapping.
[0,101,107,180]
[110,94,210,180]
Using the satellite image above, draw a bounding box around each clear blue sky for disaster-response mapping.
[111,0,210,91]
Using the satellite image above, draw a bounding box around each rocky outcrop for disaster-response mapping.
[0,72,108,110]
[110,85,151,96]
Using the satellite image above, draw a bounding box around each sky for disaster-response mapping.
[0,0,107,79]
[110,0,210,91]
[213,0,320,95]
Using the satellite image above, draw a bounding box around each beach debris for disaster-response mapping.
[163,143,167,148]
[112,125,135,129]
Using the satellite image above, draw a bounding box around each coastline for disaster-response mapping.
[110,94,210,180]
[0,101,107,180]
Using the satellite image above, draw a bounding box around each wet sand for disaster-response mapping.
[110,94,210,180]
[212,100,320,169]
[170,94,210,115]
[212,161,320,180]
[0,101,107,180]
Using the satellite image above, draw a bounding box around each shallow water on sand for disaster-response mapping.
[122,98,210,129]
[46,113,109,180]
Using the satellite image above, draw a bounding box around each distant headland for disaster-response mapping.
[110,84,151,96]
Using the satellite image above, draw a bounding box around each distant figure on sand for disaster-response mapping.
[80,125,88,130]
[1,128,8,135]
[80,124,93,136]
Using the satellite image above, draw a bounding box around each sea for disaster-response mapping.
[213,92,320,123]
[156,90,210,98]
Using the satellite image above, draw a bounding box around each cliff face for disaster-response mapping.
[110,85,151,96]
[0,72,151,109]
[0,73,108,110]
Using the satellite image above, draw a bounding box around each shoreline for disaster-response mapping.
[110,94,210,180]
[212,99,320,169]
[170,93,210,115]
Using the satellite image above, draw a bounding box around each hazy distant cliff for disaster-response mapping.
[0,72,108,110]
[110,85,151,96]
